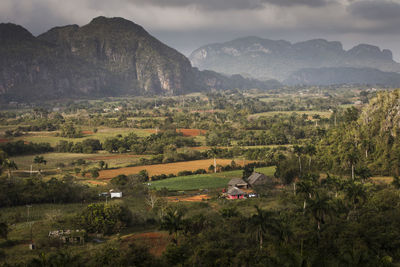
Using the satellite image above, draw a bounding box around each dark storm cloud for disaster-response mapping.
[348,0,400,21]
[130,0,333,10]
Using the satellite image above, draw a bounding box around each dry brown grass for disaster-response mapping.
[165,194,210,202]
[98,159,240,179]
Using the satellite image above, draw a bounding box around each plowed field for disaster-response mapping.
[98,159,239,179]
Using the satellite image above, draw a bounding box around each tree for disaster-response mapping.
[296,181,315,212]
[1,158,17,180]
[33,155,47,174]
[0,221,8,240]
[207,147,219,173]
[161,207,185,244]
[306,192,332,231]
[293,145,303,175]
[248,205,277,249]
[344,181,366,211]
[145,190,159,209]
[78,203,132,235]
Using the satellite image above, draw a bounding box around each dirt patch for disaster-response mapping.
[0,138,9,143]
[85,180,107,186]
[166,194,210,202]
[177,129,207,137]
[98,159,240,179]
[81,130,94,135]
[122,232,170,257]
[145,129,158,134]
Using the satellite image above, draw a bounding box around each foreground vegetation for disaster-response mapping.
[2,87,400,266]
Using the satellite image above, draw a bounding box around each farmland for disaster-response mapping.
[149,166,276,190]
[98,159,245,179]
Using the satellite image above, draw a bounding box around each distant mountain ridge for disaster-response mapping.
[0,17,279,101]
[190,36,400,85]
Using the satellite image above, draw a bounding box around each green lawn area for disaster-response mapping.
[150,166,276,191]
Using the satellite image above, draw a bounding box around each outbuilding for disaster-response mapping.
[227,187,245,199]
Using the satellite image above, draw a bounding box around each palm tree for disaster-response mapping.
[293,145,303,174]
[207,147,219,173]
[2,159,18,180]
[324,175,344,198]
[304,144,316,169]
[296,181,315,212]
[161,207,185,245]
[306,192,332,231]
[249,205,277,249]
[344,181,366,211]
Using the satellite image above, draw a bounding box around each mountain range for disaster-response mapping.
[190,36,400,85]
[0,17,278,101]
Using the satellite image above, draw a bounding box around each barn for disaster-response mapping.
[227,178,248,189]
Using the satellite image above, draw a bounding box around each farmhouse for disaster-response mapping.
[227,187,245,199]
[227,178,248,189]
[247,172,270,187]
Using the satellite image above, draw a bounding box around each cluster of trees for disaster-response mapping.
[55,139,102,154]
[78,203,132,235]
[103,131,197,154]
[0,177,97,207]
[0,141,52,156]
[317,90,400,177]
[59,123,82,138]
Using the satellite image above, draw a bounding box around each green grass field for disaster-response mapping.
[10,152,147,170]
[149,166,276,191]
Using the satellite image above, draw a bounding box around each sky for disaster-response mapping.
[1,0,400,60]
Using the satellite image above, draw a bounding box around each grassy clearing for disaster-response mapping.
[11,152,147,170]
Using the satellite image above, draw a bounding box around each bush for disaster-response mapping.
[78,203,132,235]
[177,170,193,176]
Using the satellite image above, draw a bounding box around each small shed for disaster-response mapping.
[110,192,122,198]
[228,178,248,189]
[227,187,245,199]
[247,172,269,187]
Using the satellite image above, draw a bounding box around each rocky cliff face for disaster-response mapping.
[190,37,400,82]
[0,17,194,101]
[0,18,280,101]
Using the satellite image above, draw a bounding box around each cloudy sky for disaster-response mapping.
[1,0,400,60]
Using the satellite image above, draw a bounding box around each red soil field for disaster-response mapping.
[177,128,207,137]
[0,138,9,143]
[81,130,94,135]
